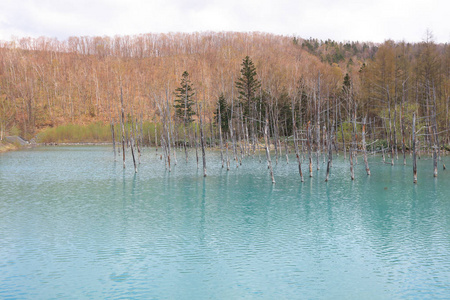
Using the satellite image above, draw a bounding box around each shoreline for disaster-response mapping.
[41,142,113,146]
[0,141,19,153]
[3,140,450,156]
[36,142,450,157]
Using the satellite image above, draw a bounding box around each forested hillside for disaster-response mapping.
[0,31,448,147]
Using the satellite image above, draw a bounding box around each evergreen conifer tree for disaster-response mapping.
[235,56,261,117]
[343,73,351,92]
[214,93,229,133]
[174,71,195,124]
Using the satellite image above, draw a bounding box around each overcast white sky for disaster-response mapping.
[0,0,448,43]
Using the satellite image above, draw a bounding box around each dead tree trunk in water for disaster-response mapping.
[412,113,417,183]
[199,104,207,177]
[154,123,158,151]
[195,122,199,169]
[316,108,321,169]
[130,131,138,173]
[433,140,438,177]
[135,117,141,165]
[210,118,215,150]
[183,84,189,163]
[340,106,346,160]
[218,104,224,168]
[264,115,275,184]
[431,122,438,177]
[140,112,144,148]
[238,107,244,165]
[230,81,238,168]
[401,105,406,165]
[157,92,171,172]
[183,123,188,163]
[284,122,289,164]
[165,91,172,172]
[393,106,398,160]
[120,87,126,169]
[349,109,356,181]
[292,96,304,182]
[388,91,394,166]
[362,117,371,175]
[432,88,439,177]
[226,133,230,171]
[307,122,313,177]
[316,73,321,170]
[325,124,333,182]
[400,80,407,165]
[349,143,354,180]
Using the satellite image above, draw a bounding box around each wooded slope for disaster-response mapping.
[0,32,448,143]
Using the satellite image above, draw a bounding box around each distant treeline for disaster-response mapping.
[0,31,448,149]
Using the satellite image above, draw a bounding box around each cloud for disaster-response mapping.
[0,0,448,43]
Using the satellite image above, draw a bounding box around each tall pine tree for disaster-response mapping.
[214,93,229,133]
[235,56,261,117]
[174,71,195,124]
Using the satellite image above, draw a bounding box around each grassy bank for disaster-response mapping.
[37,122,113,144]
[36,122,162,144]
[31,122,450,153]
[0,140,19,153]
[36,121,220,145]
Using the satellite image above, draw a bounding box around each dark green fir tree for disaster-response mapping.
[235,56,261,117]
[343,73,351,94]
[174,71,195,124]
[214,93,229,133]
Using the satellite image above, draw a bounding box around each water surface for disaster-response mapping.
[1,146,450,299]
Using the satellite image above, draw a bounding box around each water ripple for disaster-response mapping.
[1,147,450,299]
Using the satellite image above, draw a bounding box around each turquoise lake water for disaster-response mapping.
[1,146,450,299]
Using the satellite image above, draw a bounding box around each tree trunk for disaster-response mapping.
[165,92,172,172]
[362,117,371,175]
[195,122,199,169]
[307,122,313,177]
[120,87,126,169]
[154,123,158,151]
[325,124,333,182]
[130,131,138,173]
[413,113,417,183]
[292,95,304,182]
[183,123,188,163]
[432,87,439,177]
[401,101,406,165]
[264,116,275,184]
[200,105,207,177]
[340,106,346,160]
[393,105,398,160]
[226,133,230,171]
[316,73,321,170]
[218,104,224,168]
[350,108,356,180]
[111,121,116,161]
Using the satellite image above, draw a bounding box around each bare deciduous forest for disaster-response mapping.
[0,32,449,163]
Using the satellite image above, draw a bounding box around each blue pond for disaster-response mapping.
[1,146,450,299]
